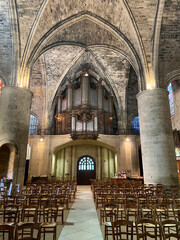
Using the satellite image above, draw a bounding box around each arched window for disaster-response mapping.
[168,83,175,116]
[29,115,39,135]
[131,116,140,135]
[78,156,95,171]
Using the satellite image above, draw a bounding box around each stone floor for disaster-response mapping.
[58,185,103,240]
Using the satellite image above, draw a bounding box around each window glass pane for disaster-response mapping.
[168,83,175,116]
[78,156,95,171]
[131,116,140,135]
[29,115,38,135]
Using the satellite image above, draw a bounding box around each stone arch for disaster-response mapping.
[77,155,96,185]
[164,69,180,88]
[23,12,145,90]
[51,139,117,181]
[0,142,18,181]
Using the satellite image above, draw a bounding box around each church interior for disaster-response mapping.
[0,0,180,239]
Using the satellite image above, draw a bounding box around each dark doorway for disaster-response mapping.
[77,156,96,185]
[24,160,30,185]
[0,145,10,178]
[138,147,143,177]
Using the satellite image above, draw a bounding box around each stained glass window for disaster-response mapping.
[78,156,95,171]
[131,116,140,135]
[168,83,175,116]
[29,115,39,135]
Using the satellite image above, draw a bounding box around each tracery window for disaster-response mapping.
[168,83,175,116]
[29,115,39,135]
[78,156,95,171]
[131,116,140,135]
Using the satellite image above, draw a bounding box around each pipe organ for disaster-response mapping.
[55,72,118,139]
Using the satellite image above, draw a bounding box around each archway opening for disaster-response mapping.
[0,145,10,178]
[0,144,16,180]
[77,156,96,185]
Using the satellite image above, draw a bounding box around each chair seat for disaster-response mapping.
[42,222,56,227]
[58,207,64,210]
[18,222,34,225]
[156,209,166,212]
[141,208,152,212]
[0,222,14,226]
[118,208,124,211]
[162,223,176,227]
[137,223,158,227]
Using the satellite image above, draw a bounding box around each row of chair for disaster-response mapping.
[111,218,180,240]
[0,222,44,240]
[0,182,77,239]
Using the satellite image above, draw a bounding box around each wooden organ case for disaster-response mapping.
[55,72,118,139]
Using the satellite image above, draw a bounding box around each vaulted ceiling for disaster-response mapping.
[0,0,180,91]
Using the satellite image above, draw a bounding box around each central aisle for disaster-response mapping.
[58,185,103,240]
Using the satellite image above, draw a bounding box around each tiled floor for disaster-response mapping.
[58,185,103,240]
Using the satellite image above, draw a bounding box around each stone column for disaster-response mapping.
[137,88,179,186]
[0,86,32,185]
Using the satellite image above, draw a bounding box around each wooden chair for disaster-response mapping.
[103,203,118,240]
[15,222,41,240]
[55,196,64,224]
[136,219,159,240]
[41,206,58,240]
[139,204,155,220]
[4,204,19,224]
[0,224,14,240]
[161,219,180,239]
[155,203,169,222]
[38,196,49,222]
[22,205,38,223]
[124,203,139,222]
[112,220,133,240]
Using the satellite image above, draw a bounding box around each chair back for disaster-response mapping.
[22,205,38,223]
[4,203,19,223]
[15,222,41,240]
[104,203,118,223]
[112,220,133,240]
[136,219,158,240]
[0,224,14,240]
[43,206,58,223]
[161,219,180,239]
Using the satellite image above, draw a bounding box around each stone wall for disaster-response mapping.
[0,0,13,83]
[28,135,141,181]
[159,0,180,87]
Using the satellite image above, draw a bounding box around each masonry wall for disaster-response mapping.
[28,135,141,181]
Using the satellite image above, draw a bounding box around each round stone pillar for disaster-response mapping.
[137,88,179,186]
[0,86,32,185]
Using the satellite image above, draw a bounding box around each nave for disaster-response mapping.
[59,185,103,240]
